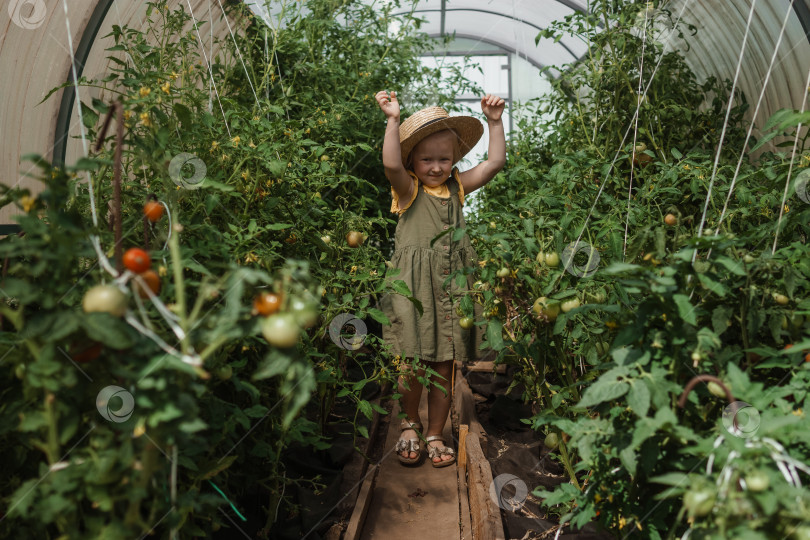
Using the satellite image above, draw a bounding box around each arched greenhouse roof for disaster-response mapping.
[1,0,809,227]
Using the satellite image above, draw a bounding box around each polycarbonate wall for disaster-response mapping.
[1,0,809,226]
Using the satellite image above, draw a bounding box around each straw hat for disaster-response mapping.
[399,107,483,167]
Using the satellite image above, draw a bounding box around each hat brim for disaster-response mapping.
[400,116,483,168]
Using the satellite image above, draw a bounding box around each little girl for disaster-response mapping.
[375,90,506,467]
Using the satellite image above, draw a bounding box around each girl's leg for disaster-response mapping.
[425,359,454,463]
[397,360,424,459]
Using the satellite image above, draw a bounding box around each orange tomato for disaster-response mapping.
[135,269,161,298]
[664,213,677,226]
[253,292,283,316]
[143,200,164,222]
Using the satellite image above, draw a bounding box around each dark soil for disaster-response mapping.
[464,365,615,540]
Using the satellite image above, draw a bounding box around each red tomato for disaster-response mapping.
[143,201,164,222]
[71,342,103,363]
[123,248,151,273]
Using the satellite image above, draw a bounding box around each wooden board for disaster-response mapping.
[457,424,472,540]
[465,432,505,540]
[343,464,379,540]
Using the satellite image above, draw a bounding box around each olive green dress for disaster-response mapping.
[381,169,487,363]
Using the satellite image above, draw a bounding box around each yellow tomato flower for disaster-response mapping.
[161,81,171,94]
[241,171,249,180]
[210,141,219,152]
[248,140,256,149]
[139,87,151,98]
[231,136,240,147]
[139,112,151,127]
[19,195,35,212]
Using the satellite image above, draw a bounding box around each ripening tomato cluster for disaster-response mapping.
[254,290,320,348]
[80,247,163,318]
[122,247,161,299]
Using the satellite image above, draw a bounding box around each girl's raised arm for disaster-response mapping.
[458,94,506,193]
[375,90,413,202]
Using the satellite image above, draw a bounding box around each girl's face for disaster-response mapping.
[410,130,458,187]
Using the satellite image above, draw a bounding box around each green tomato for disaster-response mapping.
[288,296,319,328]
[496,267,510,278]
[545,252,560,267]
[707,381,727,398]
[261,313,301,348]
[532,297,560,321]
[683,487,715,517]
[589,290,607,304]
[216,364,233,381]
[745,470,769,492]
[83,285,128,317]
[536,251,545,264]
[544,432,560,449]
[459,317,474,329]
[743,253,755,264]
[560,298,580,313]
[774,293,789,305]
[14,364,25,380]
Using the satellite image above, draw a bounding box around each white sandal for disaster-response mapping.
[426,435,455,468]
[395,419,423,465]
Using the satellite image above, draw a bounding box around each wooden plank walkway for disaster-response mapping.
[359,389,461,540]
[349,362,504,540]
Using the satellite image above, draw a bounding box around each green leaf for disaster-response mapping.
[711,305,733,336]
[81,313,134,349]
[358,399,373,420]
[578,380,629,408]
[627,380,650,417]
[672,294,697,325]
[714,256,746,276]
[243,405,269,418]
[252,351,291,381]
[486,319,504,351]
[391,280,413,297]
[173,102,192,125]
[267,160,286,176]
[366,308,390,325]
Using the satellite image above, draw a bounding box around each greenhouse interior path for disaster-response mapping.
[358,389,463,540]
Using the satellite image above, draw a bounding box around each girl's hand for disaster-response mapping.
[481,94,505,122]
[376,90,400,120]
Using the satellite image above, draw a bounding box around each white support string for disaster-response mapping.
[184,0,233,138]
[771,66,810,253]
[710,0,795,240]
[216,0,261,108]
[559,0,691,279]
[693,0,758,247]
[623,4,650,257]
